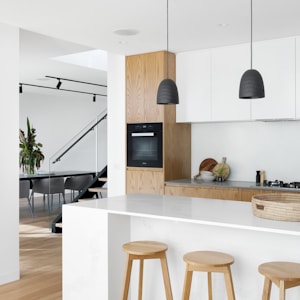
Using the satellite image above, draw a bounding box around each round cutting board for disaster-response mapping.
[194,158,217,179]
[200,158,218,171]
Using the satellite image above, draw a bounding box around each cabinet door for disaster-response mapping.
[296,37,300,119]
[126,52,165,123]
[176,50,211,122]
[251,38,296,120]
[211,44,251,121]
[126,168,164,195]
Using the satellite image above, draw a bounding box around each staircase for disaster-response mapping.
[86,177,107,199]
[51,166,107,233]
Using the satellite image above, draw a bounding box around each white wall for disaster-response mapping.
[192,120,300,182]
[19,91,107,173]
[0,23,20,285]
[107,53,126,196]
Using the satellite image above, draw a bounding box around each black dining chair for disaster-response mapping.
[32,177,65,215]
[19,180,33,217]
[64,174,93,202]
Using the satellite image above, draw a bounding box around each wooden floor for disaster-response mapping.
[0,196,64,300]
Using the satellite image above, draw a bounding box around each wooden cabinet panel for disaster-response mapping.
[125,51,191,195]
[165,185,293,202]
[127,168,164,195]
[165,185,240,201]
[126,51,167,123]
[240,188,280,202]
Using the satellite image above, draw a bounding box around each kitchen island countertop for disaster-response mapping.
[63,193,300,299]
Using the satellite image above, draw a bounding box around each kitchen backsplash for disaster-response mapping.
[192,120,300,182]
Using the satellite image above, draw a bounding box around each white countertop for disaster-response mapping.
[69,193,300,236]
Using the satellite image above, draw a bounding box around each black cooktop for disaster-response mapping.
[266,180,300,189]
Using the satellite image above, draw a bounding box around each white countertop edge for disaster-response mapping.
[107,211,300,236]
[64,195,300,237]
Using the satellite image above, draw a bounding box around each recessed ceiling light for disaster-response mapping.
[218,23,230,28]
[114,29,139,36]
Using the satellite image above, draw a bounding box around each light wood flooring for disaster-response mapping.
[0,196,64,300]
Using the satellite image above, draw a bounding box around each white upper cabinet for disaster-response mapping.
[211,44,251,121]
[176,37,297,123]
[251,37,296,120]
[176,50,211,123]
[296,37,300,119]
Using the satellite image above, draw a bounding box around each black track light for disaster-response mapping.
[56,79,62,89]
[19,84,23,94]
[93,94,96,102]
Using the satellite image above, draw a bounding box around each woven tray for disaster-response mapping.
[252,193,300,222]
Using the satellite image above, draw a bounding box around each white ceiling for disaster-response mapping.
[1,0,300,94]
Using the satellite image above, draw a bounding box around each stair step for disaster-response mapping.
[98,177,107,182]
[88,187,107,193]
[56,223,63,228]
[78,198,95,202]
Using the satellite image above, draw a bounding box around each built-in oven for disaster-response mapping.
[127,122,163,168]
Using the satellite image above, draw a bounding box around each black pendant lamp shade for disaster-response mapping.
[239,0,265,99]
[239,69,265,99]
[157,78,179,104]
[157,0,179,105]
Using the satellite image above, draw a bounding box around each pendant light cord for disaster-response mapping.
[166,0,169,78]
[250,0,253,69]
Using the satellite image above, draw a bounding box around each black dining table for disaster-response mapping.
[19,170,96,181]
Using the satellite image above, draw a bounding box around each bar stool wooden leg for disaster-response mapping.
[160,253,173,300]
[262,277,272,300]
[121,254,133,300]
[279,280,285,300]
[182,265,193,300]
[224,266,235,300]
[207,272,212,300]
[138,259,144,300]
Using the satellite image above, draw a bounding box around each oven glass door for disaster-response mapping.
[131,132,158,161]
[127,123,162,168]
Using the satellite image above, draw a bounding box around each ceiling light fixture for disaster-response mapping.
[19,83,107,97]
[157,0,179,105]
[56,78,62,89]
[46,76,107,88]
[239,0,265,99]
[93,94,96,102]
[19,83,23,94]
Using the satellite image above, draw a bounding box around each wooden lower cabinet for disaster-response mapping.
[239,188,278,202]
[164,185,240,200]
[127,168,164,195]
[164,184,288,202]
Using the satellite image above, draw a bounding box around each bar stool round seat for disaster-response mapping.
[182,250,235,300]
[258,261,300,300]
[121,240,173,300]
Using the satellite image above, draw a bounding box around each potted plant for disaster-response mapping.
[19,117,44,174]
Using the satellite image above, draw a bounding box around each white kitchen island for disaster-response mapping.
[63,193,300,300]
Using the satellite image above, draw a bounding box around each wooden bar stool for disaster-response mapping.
[182,250,235,300]
[121,240,173,300]
[258,261,300,300]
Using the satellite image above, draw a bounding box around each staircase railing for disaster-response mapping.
[50,110,107,165]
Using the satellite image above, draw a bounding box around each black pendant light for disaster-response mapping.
[157,0,179,105]
[239,0,265,99]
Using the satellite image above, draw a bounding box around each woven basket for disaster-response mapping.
[252,193,300,222]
